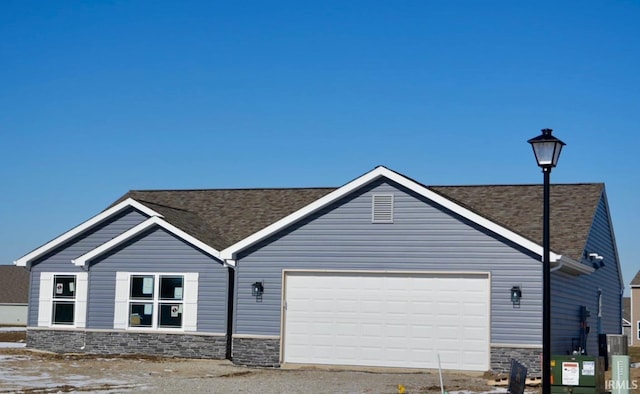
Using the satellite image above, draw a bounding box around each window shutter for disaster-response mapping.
[372,194,394,223]
[38,272,53,327]
[114,272,129,329]
[182,273,199,331]
[75,272,88,328]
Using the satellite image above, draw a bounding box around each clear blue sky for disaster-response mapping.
[1,1,638,293]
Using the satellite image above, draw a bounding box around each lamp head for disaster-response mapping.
[528,128,566,169]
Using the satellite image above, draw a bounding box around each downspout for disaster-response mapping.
[225,261,236,360]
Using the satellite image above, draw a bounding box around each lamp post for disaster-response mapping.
[528,128,565,394]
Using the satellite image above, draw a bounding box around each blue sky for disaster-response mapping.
[1,1,638,293]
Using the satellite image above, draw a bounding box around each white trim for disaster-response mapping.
[221,166,565,263]
[232,334,281,339]
[38,272,87,328]
[182,272,199,331]
[114,272,198,332]
[14,198,163,267]
[37,272,53,327]
[72,216,221,266]
[75,272,88,328]
[491,343,542,349]
[113,272,129,329]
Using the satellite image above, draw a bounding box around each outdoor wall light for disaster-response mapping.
[585,252,605,269]
[510,286,522,308]
[251,281,264,297]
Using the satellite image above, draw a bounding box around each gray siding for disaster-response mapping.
[28,208,148,326]
[235,179,544,345]
[551,192,623,355]
[88,227,228,333]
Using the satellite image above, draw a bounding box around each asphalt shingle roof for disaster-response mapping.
[115,180,604,262]
[631,271,640,286]
[0,265,29,303]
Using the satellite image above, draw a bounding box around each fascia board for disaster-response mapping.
[72,216,221,266]
[14,198,163,267]
[554,256,595,276]
[221,166,562,262]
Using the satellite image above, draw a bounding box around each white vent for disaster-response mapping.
[372,194,394,223]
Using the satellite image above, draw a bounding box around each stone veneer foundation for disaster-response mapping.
[491,346,542,375]
[231,337,280,367]
[27,330,540,374]
[27,329,227,359]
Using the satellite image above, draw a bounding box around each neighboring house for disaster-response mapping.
[630,271,640,347]
[14,166,623,374]
[0,265,30,325]
[623,297,631,345]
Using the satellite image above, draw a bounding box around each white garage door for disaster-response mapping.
[283,271,490,371]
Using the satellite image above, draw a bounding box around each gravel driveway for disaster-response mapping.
[0,348,507,394]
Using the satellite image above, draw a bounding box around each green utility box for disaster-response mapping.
[550,355,605,394]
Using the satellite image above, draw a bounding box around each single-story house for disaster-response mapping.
[0,265,30,326]
[630,271,640,347]
[14,166,623,373]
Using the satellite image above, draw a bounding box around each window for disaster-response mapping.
[38,272,87,328]
[637,321,640,340]
[114,272,198,331]
[52,275,76,325]
[128,274,184,328]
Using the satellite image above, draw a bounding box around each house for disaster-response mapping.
[630,272,640,347]
[0,265,30,325]
[623,297,631,345]
[14,166,623,374]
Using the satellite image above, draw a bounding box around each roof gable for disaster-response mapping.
[14,198,163,268]
[71,216,222,267]
[217,166,597,275]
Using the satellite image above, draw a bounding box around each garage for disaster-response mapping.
[282,271,490,371]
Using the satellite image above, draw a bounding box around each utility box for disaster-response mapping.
[550,355,605,394]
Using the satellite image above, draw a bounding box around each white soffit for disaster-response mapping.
[14,198,163,267]
[221,166,563,262]
[72,216,221,266]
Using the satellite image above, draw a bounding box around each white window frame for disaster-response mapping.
[637,321,640,340]
[38,272,88,328]
[114,272,198,332]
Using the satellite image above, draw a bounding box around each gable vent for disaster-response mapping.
[372,194,394,223]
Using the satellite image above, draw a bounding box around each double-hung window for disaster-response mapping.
[52,275,76,324]
[115,272,198,331]
[38,272,88,328]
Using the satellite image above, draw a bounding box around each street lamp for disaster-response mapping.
[528,128,565,394]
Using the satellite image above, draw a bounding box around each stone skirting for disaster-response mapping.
[491,346,541,375]
[27,329,227,359]
[232,337,280,367]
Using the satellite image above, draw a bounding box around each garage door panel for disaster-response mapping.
[283,272,489,371]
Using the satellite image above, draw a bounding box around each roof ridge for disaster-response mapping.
[128,187,337,192]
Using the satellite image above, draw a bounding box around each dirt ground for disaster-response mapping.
[3,331,637,393]
[0,347,504,393]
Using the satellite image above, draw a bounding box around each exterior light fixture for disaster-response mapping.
[510,286,522,307]
[251,281,264,297]
[528,128,565,394]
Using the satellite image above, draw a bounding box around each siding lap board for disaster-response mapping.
[88,227,227,333]
[235,179,543,345]
[28,209,149,326]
